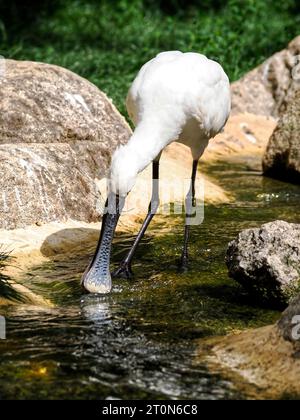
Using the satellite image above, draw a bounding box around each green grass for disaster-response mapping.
[0,0,299,116]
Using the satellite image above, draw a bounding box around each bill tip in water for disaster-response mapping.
[82,272,112,294]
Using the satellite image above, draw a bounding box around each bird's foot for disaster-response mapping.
[112,262,134,279]
[177,256,189,273]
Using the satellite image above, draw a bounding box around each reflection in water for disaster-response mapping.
[0,163,300,399]
[81,295,112,324]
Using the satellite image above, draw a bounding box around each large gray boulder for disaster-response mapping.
[263,89,300,183]
[0,60,131,229]
[226,221,300,305]
[231,36,300,117]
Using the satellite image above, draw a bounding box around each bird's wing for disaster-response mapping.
[190,57,231,135]
[126,51,183,125]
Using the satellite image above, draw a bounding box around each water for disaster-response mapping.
[0,161,300,399]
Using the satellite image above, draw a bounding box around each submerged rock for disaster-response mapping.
[231,35,300,117]
[263,89,300,184]
[0,60,131,229]
[226,220,300,305]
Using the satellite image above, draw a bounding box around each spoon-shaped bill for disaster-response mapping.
[82,194,123,294]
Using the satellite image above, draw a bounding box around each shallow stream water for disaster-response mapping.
[0,161,300,399]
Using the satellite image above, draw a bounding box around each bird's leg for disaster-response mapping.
[112,159,160,279]
[178,159,199,272]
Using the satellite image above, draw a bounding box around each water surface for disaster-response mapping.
[0,162,300,399]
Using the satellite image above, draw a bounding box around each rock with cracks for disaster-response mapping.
[263,89,300,184]
[231,35,300,117]
[226,220,300,305]
[0,60,131,229]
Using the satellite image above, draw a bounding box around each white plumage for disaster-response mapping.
[110,51,231,196]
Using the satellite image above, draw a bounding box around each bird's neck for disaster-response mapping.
[109,116,183,196]
[126,118,180,172]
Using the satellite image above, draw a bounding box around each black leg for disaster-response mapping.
[178,159,199,272]
[112,159,160,279]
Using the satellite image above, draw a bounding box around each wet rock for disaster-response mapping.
[204,294,300,398]
[231,36,300,117]
[226,220,300,305]
[203,320,300,399]
[202,295,300,399]
[0,60,131,229]
[263,89,300,184]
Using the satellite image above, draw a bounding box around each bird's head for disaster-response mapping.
[109,145,139,197]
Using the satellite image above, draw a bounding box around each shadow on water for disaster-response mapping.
[0,162,300,399]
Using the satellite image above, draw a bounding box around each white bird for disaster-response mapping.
[82,51,231,294]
